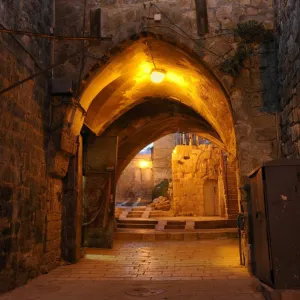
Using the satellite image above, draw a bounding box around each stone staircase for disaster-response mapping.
[117,219,158,229]
[164,221,186,230]
[126,207,145,218]
[115,207,238,241]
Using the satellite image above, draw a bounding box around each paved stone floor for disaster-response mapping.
[0,239,263,300]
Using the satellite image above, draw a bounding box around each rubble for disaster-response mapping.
[148,196,171,211]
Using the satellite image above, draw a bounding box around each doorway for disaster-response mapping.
[204,179,219,216]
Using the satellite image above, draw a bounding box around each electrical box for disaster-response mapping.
[248,159,300,289]
[52,77,74,95]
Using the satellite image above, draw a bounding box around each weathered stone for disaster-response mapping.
[275,0,300,158]
[1,0,293,294]
[172,145,227,217]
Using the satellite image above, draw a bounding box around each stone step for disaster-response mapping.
[165,221,186,230]
[131,207,146,212]
[117,223,156,229]
[117,219,158,225]
[165,225,186,229]
[127,213,144,218]
[194,220,236,229]
[115,228,238,241]
[167,221,186,225]
[149,212,169,217]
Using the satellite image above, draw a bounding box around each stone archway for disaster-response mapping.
[51,34,277,259]
[52,36,238,253]
[72,37,236,155]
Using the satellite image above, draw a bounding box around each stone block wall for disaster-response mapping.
[54,0,278,182]
[116,134,176,203]
[152,135,175,185]
[172,144,226,216]
[0,0,63,292]
[116,152,153,203]
[274,0,300,158]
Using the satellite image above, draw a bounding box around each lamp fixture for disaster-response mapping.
[139,160,150,169]
[150,68,165,84]
[145,40,166,84]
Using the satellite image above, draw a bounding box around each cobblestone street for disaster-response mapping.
[0,239,263,300]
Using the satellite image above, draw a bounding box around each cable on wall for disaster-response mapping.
[0,28,111,41]
[150,3,224,59]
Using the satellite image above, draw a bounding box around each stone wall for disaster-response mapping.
[116,134,176,203]
[54,0,278,182]
[116,151,153,203]
[0,0,283,292]
[275,0,300,158]
[152,135,175,185]
[0,0,62,292]
[172,144,226,217]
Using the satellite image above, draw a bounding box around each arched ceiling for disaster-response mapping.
[96,99,226,176]
[79,37,236,156]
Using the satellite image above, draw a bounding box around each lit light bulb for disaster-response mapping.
[150,69,165,83]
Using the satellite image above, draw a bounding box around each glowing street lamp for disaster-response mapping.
[150,69,165,84]
[139,160,150,169]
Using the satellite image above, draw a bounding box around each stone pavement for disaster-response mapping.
[0,239,263,300]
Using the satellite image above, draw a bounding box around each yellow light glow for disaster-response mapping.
[150,69,165,83]
[166,72,187,87]
[139,160,150,168]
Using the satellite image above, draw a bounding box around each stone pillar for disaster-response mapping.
[61,135,83,263]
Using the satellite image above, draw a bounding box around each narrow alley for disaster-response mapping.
[0,239,262,300]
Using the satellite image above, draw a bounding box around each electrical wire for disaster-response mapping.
[1,5,234,96]
[139,24,234,42]
[150,3,224,59]
[0,28,111,41]
[0,22,43,70]
[0,44,91,95]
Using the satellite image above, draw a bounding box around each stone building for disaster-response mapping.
[0,0,299,294]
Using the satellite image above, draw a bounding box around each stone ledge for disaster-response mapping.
[260,282,300,300]
[115,229,238,241]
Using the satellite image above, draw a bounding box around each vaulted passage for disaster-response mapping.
[76,37,241,250]
[71,37,236,158]
[2,0,300,296]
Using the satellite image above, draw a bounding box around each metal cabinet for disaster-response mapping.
[248,160,300,289]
